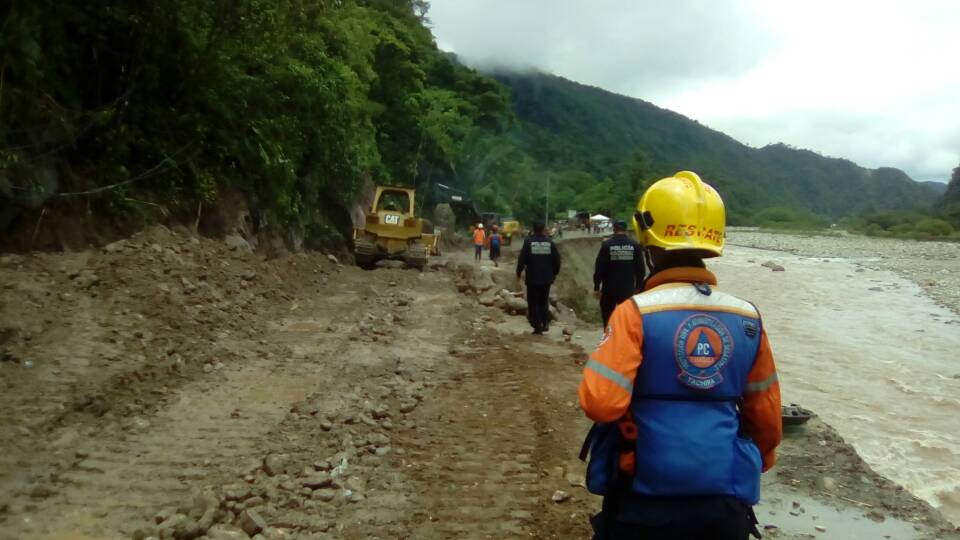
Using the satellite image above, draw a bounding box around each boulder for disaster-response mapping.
[760,261,785,272]
[205,525,247,540]
[263,454,286,477]
[478,289,499,307]
[468,268,495,293]
[238,509,267,537]
[301,474,334,489]
[503,296,528,315]
[225,234,253,254]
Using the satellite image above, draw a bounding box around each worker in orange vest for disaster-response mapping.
[578,171,782,539]
[472,223,485,262]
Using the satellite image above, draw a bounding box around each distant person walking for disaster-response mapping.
[516,222,561,335]
[488,225,502,267]
[472,223,485,262]
[593,220,645,328]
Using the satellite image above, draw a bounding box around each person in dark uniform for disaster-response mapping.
[516,221,561,335]
[593,220,646,328]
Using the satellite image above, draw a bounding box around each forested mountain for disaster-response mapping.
[487,71,938,223]
[1,1,948,250]
[922,181,949,196]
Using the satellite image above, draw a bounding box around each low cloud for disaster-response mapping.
[429,0,960,181]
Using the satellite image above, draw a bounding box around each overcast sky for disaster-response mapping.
[428,0,959,182]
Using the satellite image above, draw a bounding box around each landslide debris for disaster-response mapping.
[0,225,345,537]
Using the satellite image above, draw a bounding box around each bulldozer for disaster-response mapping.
[479,213,521,246]
[353,186,439,270]
[500,217,521,246]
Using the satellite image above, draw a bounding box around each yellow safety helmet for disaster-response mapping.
[632,171,725,257]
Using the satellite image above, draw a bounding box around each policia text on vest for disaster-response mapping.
[516,230,561,335]
[593,230,645,328]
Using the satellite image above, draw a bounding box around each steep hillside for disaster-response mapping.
[492,71,937,219]
[940,165,960,227]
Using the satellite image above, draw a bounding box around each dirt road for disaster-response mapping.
[0,227,595,539]
[1,228,958,539]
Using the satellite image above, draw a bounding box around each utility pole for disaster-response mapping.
[544,173,550,225]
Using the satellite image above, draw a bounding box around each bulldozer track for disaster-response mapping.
[396,354,543,537]
[0,238,596,539]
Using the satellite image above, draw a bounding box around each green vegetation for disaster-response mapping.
[1,3,950,248]
[1,1,508,246]
[939,165,960,228]
[752,207,829,231]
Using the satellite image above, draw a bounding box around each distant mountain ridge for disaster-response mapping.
[491,71,937,218]
[922,181,949,196]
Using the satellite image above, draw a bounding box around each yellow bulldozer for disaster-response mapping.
[353,186,440,270]
[480,212,521,246]
[500,217,521,246]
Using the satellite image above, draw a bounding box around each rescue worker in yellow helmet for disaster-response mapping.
[578,171,782,539]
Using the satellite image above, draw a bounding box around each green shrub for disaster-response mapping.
[889,223,915,236]
[864,223,891,237]
[753,207,828,230]
[913,218,954,237]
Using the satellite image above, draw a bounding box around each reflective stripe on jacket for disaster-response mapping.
[578,267,782,503]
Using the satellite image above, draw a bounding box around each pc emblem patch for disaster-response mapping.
[675,314,734,390]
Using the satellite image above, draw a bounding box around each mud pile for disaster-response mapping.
[0,225,343,538]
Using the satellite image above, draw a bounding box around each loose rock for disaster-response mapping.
[238,509,267,537]
[301,474,333,489]
[205,526,247,540]
[263,454,286,477]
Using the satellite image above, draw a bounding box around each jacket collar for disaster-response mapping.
[644,266,717,291]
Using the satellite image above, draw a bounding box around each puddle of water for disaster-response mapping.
[758,492,921,539]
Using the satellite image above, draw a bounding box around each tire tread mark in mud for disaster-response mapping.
[393,349,543,537]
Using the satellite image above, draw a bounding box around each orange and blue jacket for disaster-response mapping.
[578,267,782,502]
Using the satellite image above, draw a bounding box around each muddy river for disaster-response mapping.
[714,233,960,526]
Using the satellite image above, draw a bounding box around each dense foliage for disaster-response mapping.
[941,165,960,226]
[0,0,508,247]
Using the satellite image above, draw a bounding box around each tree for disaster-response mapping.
[941,163,960,227]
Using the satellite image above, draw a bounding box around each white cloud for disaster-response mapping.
[429,0,960,181]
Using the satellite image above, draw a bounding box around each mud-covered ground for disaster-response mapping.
[0,228,957,539]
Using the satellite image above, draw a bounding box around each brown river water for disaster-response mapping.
[715,235,960,526]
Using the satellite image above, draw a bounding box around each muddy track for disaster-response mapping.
[386,348,544,537]
[1,226,601,539]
